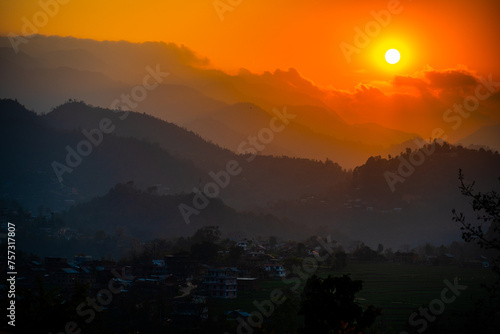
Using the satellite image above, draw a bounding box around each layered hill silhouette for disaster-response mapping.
[2,35,499,249]
[2,98,499,248]
[0,99,348,212]
[459,123,500,152]
[0,99,203,211]
[0,35,423,168]
[263,143,500,248]
[59,182,301,241]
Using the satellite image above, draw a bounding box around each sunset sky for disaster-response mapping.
[2,0,499,86]
[1,0,499,140]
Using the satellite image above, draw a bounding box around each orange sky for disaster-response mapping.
[1,0,499,141]
[1,0,499,89]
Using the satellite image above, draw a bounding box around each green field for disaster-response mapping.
[208,263,497,333]
[326,263,497,332]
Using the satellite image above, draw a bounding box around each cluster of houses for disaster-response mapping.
[13,256,134,297]
[0,241,290,331]
[11,239,491,303]
[1,233,492,332]
[8,239,288,302]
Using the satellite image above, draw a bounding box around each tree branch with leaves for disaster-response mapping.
[452,169,500,271]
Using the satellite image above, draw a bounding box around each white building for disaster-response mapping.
[203,267,238,299]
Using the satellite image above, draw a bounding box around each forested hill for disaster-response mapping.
[0,99,349,212]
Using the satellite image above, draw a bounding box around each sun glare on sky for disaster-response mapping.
[0,1,499,89]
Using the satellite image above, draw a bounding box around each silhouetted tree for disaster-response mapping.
[453,169,500,333]
[190,241,219,264]
[226,245,244,265]
[424,242,435,256]
[191,226,221,244]
[353,245,384,262]
[263,289,301,334]
[269,235,277,249]
[299,274,379,334]
[295,242,307,257]
[453,169,500,274]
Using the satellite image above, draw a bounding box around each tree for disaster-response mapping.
[299,274,379,334]
[263,289,301,334]
[190,241,219,264]
[424,242,435,256]
[383,247,394,261]
[353,245,384,262]
[452,170,500,274]
[191,226,221,244]
[453,170,500,333]
[295,242,307,257]
[269,235,277,249]
[227,245,244,265]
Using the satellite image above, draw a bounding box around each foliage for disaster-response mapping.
[453,169,500,333]
[190,241,219,264]
[299,274,379,334]
[453,169,500,270]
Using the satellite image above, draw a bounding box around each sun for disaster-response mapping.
[385,49,401,64]
[369,38,412,73]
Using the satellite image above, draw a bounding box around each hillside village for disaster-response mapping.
[3,218,494,331]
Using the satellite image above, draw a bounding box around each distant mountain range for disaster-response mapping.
[1,35,500,249]
[0,99,348,212]
[2,98,500,248]
[0,35,424,168]
[459,123,500,152]
[1,35,498,166]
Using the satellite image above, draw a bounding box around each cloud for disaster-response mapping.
[321,66,499,140]
[425,69,477,89]
[394,66,479,95]
[353,84,385,101]
[393,75,427,89]
[2,34,497,144]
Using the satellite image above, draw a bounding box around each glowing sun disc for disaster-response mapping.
[385,49,400,64]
